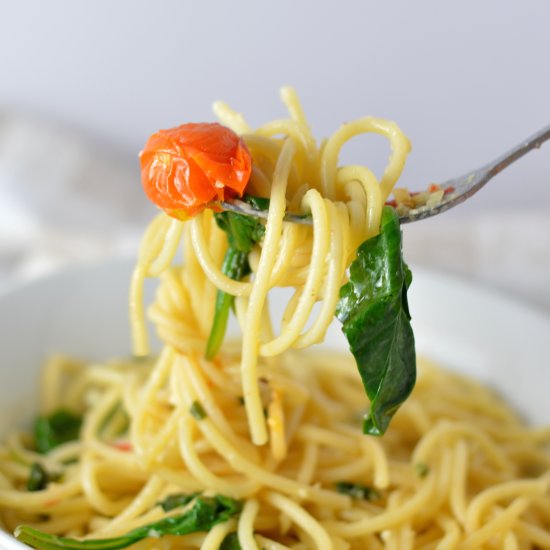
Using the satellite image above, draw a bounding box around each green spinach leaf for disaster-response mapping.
[214,194,269,252]
[220,532,243,549]
[157,492,200,512]
[15,495,242,550]
[206,198,267,359]
[335,481,380,501]
[336,206,416,436]
[34,409,83,454]
[27,463,49,492]
[415,462,430,478]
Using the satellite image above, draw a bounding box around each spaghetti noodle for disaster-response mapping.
[0,88,548,549]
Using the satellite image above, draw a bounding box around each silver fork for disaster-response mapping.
[221,124,550,224]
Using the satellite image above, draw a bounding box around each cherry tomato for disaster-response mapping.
[140,122,252,219]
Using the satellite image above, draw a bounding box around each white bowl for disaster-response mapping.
[0,259,549,548]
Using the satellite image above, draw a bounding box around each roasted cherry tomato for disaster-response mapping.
[140,122,252,219]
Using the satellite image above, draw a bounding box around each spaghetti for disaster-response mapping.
[132,86,411,444]
[0,88,548,549]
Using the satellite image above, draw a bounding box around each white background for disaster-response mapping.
[0,0,549,306]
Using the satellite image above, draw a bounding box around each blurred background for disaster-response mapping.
[1,0,549,308]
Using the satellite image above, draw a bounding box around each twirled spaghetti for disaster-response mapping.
[0,88,548,549]
[131,87,410,444]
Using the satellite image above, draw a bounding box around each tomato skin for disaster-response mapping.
[140,123,252,219]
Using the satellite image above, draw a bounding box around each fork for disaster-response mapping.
[221,124,550,224]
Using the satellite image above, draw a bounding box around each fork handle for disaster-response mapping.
[483,124,550,179]
[400,123,550,224]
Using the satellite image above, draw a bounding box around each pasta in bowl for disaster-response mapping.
[0,89,548,549]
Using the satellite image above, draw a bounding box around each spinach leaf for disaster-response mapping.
[241,194,270,212]
[214,202,266,252]
[220,533,242,549]
[205,248,251,359]
[27,463,49,492]
[157,492,200,512]
[34,409,83,454]
[189,401,208,420]
[335,481,380,501]
[336,206,416,436]
[415,462,430,478]
[15,495,242,550]
[206,199,267,359]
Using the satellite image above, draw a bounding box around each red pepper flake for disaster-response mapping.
[113,441,132,452]
[443,186,455,195]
